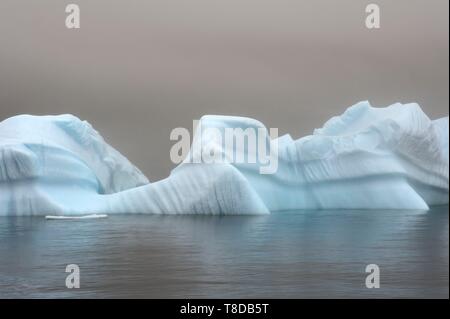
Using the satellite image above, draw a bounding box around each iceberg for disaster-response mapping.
[0,101,448,215]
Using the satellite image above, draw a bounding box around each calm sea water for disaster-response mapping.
[0,206,448,298]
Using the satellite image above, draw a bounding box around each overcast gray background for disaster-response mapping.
[0,0,448,181]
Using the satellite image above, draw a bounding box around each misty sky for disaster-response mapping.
[0,0,448,180]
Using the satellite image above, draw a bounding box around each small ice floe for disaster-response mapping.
[45,214,108,220]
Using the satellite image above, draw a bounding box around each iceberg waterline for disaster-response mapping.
[0,101,448,215]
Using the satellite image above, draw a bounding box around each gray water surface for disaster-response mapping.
[0,207,448,298]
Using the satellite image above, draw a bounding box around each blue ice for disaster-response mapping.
[0,101,448,215]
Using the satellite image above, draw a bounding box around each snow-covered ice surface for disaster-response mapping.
[0,101,448,215]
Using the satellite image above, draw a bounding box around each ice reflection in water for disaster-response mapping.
[0,206,448,298]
